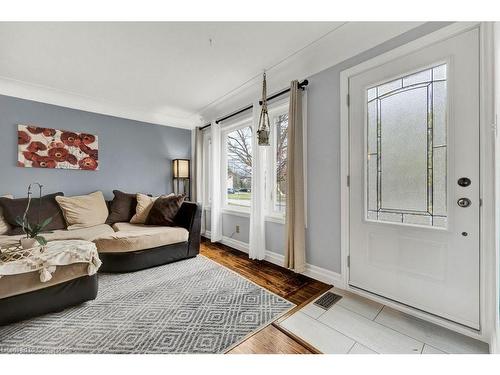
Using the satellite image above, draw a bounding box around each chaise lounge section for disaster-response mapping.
[96,201,201,272]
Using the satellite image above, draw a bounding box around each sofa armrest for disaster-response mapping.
[174,201,202,257]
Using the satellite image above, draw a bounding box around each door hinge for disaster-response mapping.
[346,94,350,107]
[347,175,350,187]
[479,198,483,207]
[347,255,350,268]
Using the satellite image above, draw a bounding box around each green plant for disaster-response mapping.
[15,216,53,246]
[16,182,52,246]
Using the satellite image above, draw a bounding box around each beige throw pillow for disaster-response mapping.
[56,191,109,230]
[0,194,14,235]
[130,193,173,224]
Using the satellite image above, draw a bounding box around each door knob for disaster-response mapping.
[457,198,471,208]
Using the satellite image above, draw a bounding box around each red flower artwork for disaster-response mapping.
[49,141,65,149]
[26,126,45,134]
[17,125,99,171]
[80,134,96,145]
[79,157,98,170]
[27,141,47,152]
[22,151,36,161]
[79,143,98,158]
[60,132,81,147]
[43,128,57,137]
[18,131,31,145]
[48,147,69,162]
[32,157,57,168]
[65,154,78,165]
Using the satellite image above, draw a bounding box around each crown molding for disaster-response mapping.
[0,76,198,130]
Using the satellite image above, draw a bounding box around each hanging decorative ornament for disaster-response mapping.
[257,72,271,146]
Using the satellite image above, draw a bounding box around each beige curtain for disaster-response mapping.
[285,80,306,273]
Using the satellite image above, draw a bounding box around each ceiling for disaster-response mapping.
[0,22,423,129]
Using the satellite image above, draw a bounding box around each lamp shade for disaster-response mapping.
[173,159,190,178]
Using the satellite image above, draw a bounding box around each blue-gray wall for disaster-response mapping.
[0,95,191,199]
[215,22,452,273]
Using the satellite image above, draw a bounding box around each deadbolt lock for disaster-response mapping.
[457,177,471,187]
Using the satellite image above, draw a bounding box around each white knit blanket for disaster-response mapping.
[0,240,101,282]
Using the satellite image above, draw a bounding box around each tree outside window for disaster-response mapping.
[275,113,288,213]
[226,126,252,207]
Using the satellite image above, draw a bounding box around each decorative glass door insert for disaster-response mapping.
[366,64,447,228]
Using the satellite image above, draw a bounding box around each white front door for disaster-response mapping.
[348,28,480,329]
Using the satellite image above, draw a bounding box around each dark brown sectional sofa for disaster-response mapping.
[0,198,201,325]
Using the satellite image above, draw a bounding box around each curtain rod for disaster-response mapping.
[216,104,253,124]
[199,79,309,130]
[258,79,308,105]
[199,104,253,130]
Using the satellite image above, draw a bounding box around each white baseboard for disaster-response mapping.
[202,233,340,287]
[303,264,344,287]
[202,232,249,254]
[221,236,249,253]
[264,250,284,266]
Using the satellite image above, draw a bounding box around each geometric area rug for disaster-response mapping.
[0,255,294,354]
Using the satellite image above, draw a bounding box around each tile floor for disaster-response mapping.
[278,287,489,354]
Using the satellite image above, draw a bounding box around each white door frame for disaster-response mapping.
[339,22,496,345]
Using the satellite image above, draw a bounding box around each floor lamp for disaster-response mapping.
[172,159,190,200]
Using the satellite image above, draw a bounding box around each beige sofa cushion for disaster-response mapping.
[95,226,189,253]
[0,195,13,235]
[0,263,88,299]
[112,222,176,233]
[130,193,173,224]
[0,224,114,247]
[56,191,108,230]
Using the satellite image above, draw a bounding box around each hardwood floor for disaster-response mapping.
[200,238,331,354]
[227,325,314,354]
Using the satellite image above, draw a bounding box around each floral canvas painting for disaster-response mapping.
[17,125,99,170]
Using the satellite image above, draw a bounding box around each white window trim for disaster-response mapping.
[221,208,250,218]
[220,116,253,214]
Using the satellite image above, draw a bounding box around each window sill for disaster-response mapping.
[221,208,250,218]
[216,208,285,224]
[265,215,285,225]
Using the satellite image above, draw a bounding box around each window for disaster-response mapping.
[366,64,447,228]
[266,101,289,217]
[274,112,288,214]
[223,121,253,210]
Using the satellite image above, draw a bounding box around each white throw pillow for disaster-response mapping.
[55,191,109,230]
[0,194,14,235]
[130,193,173,224]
